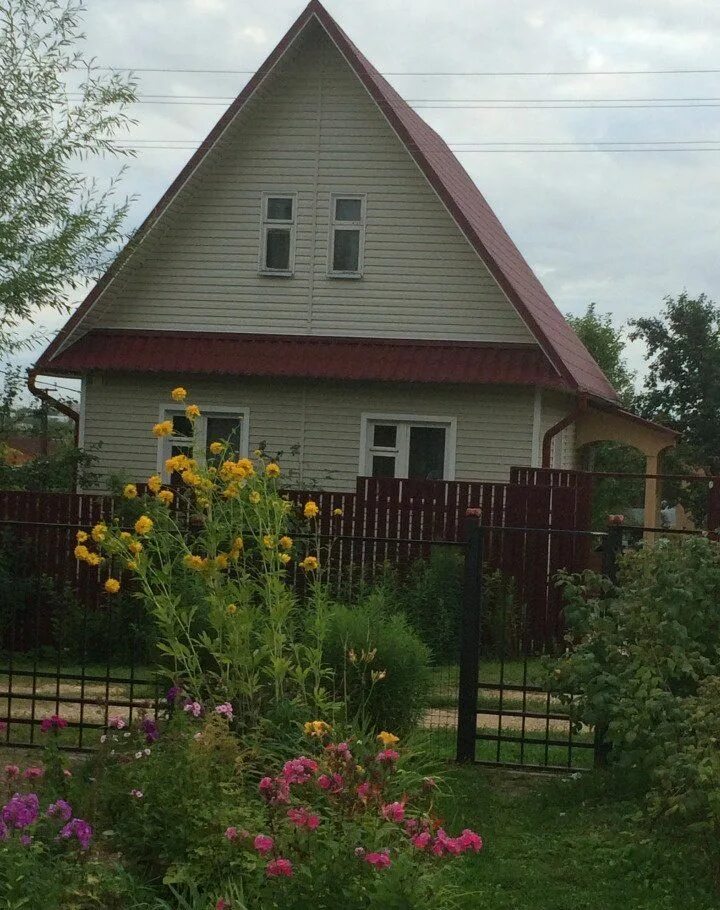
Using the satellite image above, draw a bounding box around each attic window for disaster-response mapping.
[260,194,295,275]
[329,195,365,277]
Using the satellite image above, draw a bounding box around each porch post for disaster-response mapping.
[643,453,659,542]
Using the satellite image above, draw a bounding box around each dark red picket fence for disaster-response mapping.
[0,471,592,653]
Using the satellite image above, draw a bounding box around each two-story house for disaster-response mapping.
[32,1,675,513]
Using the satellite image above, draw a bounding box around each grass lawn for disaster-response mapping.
[442,766,718,910]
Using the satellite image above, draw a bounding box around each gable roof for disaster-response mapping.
[35,0,617,403]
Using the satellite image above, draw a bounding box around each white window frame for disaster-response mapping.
[328,193,366,278]
[259,192,296,277]
[156,405,250,481]
[358,413,457,480]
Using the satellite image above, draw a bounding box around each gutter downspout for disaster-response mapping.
[541,395,588,468]
[27,370,80,449]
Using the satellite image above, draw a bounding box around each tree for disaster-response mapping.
[0,0,136,355]
[630,292,720,474]
[567,302,636,406]
[568,304,644,526]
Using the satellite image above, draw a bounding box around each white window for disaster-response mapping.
[360,414,456,480]
[259,194,296,275]
[158,407,249,481]
[328,195,365,277]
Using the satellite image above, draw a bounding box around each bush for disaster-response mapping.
[322,592,431,733]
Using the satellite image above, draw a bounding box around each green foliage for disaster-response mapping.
[322,593,431,733]
[567,302,636,405]
[0,443,98,491]
[0,0,136,354]
[549,537,720,771]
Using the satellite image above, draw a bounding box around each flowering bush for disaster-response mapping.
[75,387,332,729]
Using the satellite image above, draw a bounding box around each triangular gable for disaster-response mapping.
[36,0,617,403]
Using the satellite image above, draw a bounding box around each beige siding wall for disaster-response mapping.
[81,374,539,492]
[71,21,534,348]
[540,392,581,471]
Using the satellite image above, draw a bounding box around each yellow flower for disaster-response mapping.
[303,720,332,737]
[76,530,88,543]
[333,508,343,517]
[229,537,244,559]
[120,531,132,542]
[74,544,90,562]
[165,454,193,474]
[209,441,224,455]
[104,578,120,595]
[196,496,211,510]
[128,541,143,555]
[377,731,400,747]
[183,554,205,571]
[152,420,173,438]
[237,458,254,477]
[303,501,319,520]
[215,553,229,570]
[126,560,138,571]
[249,491,261,505]
[262,535,275,549]
[227,603,238,615]
[222,484,239,500]
[171,387,187,402]
[181,470,201,487]
[91,523,107,543]
[265,462,281,478]
[147,474,162,494]
[157,489,174,506]
[279,553,291,565]
[86,552,103,567]
[134,515,154,536]
[279,536,293,550]
[123,483,138,500]
[185,404,201,420]
[253,448,263,457]
[299,555,319,572]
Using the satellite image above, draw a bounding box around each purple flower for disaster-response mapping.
[59,817,93,851]
[0,820,8,842]
[165,685,182,706]
[20,834,32,846]
[2,793,39,830]
[140,717,160,743]
[47,800,73,823]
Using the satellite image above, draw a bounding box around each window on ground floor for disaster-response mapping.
[158,408,249,481]
[360,414,456,480]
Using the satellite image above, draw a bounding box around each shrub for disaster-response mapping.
[548,537,720,772]
[322,591,431,733]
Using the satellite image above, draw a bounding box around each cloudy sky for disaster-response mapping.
[15,0,720,399]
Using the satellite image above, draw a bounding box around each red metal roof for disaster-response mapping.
[36,1,617,403]
[44,330,566,388]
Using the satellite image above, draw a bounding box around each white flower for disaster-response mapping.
[135,751,143,760]
[130,789,144,799]
[100,735,107,744]
[123,731,131,738]
[143,748,151,756]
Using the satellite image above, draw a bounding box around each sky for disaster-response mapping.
[13,0,720,402]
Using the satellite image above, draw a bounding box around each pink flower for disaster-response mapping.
[224,826,239,841]
[281,756,318,785]
[411,831,432,850]
[317,772,344,794]
[63,769,72,779]
[287,806,320,830]
[23,767,44,780]
[254,833,274,855]
[0,721,6,732]
[457,828,483,853]
[356,780,371,800]
[266,857,293,878]
[364,850,391,869]
[4,765,19,779]
[326,741,353,762]
[216,901,231,910]
[215,702,233,720]
[183,700,203,717]
[108,715,126,729]
[258,776,290,805]
[375,749,399,766]
[380,801,405,823]
[39,715,67,734]
[130,789,143,799]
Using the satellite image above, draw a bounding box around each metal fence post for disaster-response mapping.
[455,509,484,763]
[601,520,624,584]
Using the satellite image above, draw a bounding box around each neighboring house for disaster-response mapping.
[32,1,675,505]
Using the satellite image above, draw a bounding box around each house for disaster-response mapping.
[31,1,676,521]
